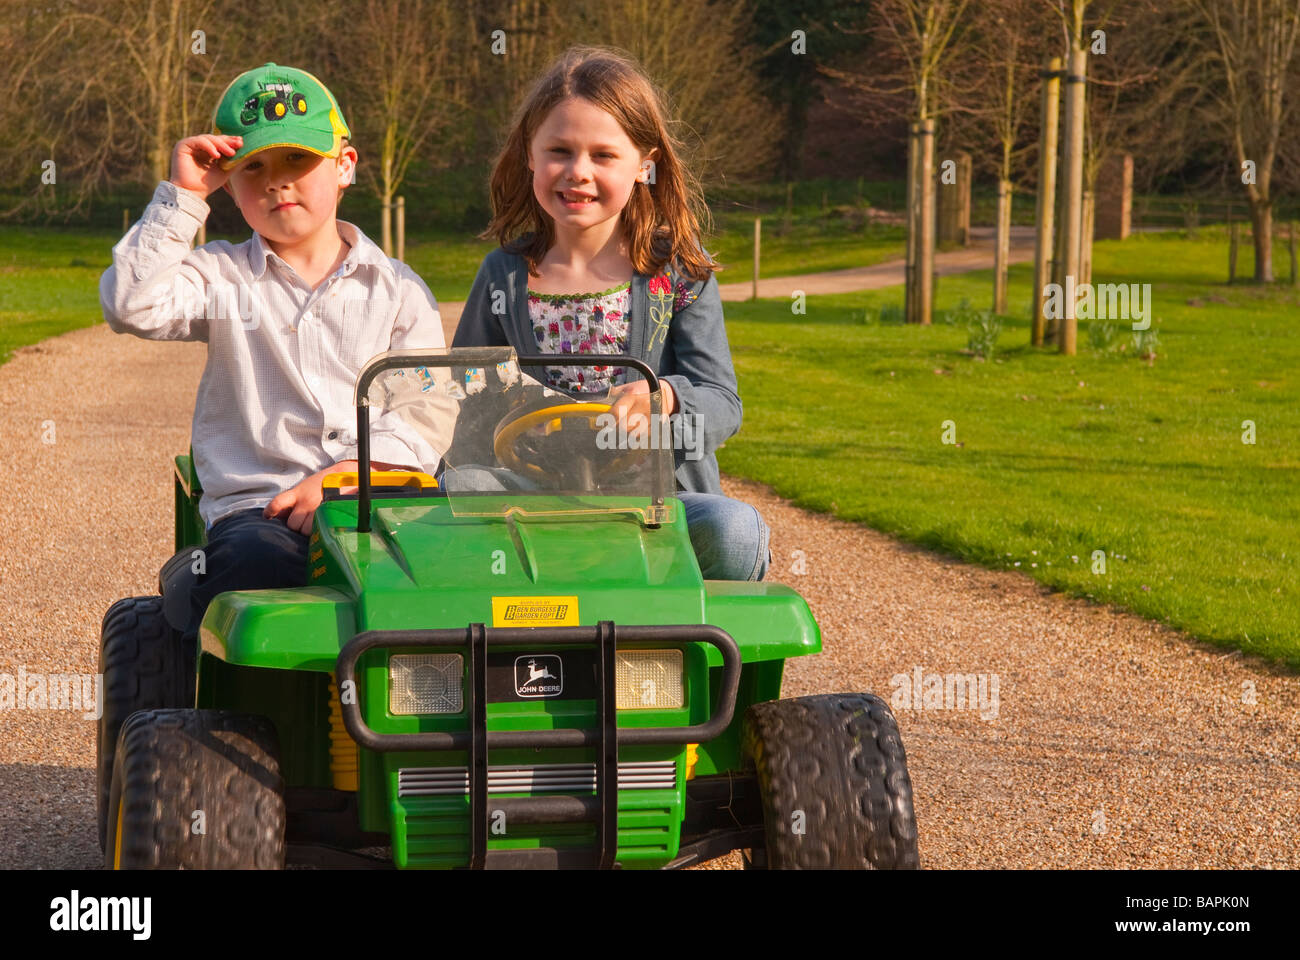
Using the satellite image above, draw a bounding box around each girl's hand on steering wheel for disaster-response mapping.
[606,379,676,427]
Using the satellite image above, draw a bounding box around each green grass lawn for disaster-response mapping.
[706,177,906,283]
[720,229,1300,668]
[0,227,122,364]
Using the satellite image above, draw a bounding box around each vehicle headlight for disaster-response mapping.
[389,654,463,715]
[615,649,684,709]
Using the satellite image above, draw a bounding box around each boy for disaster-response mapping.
[100,63,446,646]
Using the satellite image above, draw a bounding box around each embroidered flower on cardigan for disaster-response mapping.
[673,279,699,313]
[647,272,674,349]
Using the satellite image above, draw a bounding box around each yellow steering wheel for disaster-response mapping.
[493,400,642,486]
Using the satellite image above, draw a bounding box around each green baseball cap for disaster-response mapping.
[212,63,350,170]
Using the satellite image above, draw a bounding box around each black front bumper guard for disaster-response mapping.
[335,621,741,869]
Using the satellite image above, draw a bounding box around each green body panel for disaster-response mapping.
[199,586,356,672]
[173,453,205,551]
[190,491,823,868]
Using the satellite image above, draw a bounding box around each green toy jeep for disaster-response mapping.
[97,348,920,869]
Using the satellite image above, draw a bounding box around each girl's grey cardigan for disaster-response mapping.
[451,247,742,495]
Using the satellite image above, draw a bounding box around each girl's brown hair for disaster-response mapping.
[482,45,717,282]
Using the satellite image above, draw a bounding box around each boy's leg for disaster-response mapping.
[677,492,771,581]
[181,508,311,646]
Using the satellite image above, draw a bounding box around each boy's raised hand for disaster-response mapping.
[169,134,243,197]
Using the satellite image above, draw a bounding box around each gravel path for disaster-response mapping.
[1,323,1297,869]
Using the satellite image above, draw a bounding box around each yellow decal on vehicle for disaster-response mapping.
[492,596,579,627]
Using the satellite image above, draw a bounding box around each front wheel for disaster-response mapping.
[106,709,285,869]
[743,693,920,869]
[97,596,194,851]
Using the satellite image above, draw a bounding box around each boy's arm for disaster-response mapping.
[99,179,216,342]
[265,455,422,534]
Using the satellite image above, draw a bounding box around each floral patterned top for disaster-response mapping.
[528,281,632,394]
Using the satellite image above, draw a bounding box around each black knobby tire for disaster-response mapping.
[96,596,196,852]
[743,693,920,869]
[106,708,286,869]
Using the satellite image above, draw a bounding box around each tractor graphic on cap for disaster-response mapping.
[240,82,308,126]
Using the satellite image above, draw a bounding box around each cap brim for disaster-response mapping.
[219,131,344,171]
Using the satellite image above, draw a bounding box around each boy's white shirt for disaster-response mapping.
[100,179,451,530]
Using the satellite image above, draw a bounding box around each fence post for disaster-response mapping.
[122,208,129,233]
[938,150,971,248]
[381,200,392,257]
[752,217,761,301]
[1080,189,1094,288]
[396,196,406,263]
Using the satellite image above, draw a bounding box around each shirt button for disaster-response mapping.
[327,430,338,440]
[303,310,313,323]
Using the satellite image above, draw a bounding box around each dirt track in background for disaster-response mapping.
[1,322,1297,870]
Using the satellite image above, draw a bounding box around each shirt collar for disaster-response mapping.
[247,220,391,281]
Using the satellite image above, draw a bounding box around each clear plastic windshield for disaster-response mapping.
[361,348,676,523]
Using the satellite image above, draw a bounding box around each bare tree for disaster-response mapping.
[1187,0,1300,282]
[0,0,226,218]
[314,0,471,253]
[1083,4,1204,187]
[566,0,781,187]
[948,0,1050,314]
[1039,0,1097,353]
[827,0,970,325]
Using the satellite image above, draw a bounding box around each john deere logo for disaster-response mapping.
[240,82,308,126]
[514,655,563,698]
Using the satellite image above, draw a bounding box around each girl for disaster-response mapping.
[453,45,769,582]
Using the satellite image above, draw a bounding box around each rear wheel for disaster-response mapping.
[743,693,920,869]
[97,596,195,851]
[106,708,285,869]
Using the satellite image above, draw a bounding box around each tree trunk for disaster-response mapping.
[994,179,1012,315]
[1031,57,1060,346]
[905,123,919,323]
[1058,46,1086,355]
[1250,200,1273,282]
[917,117,935,326]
